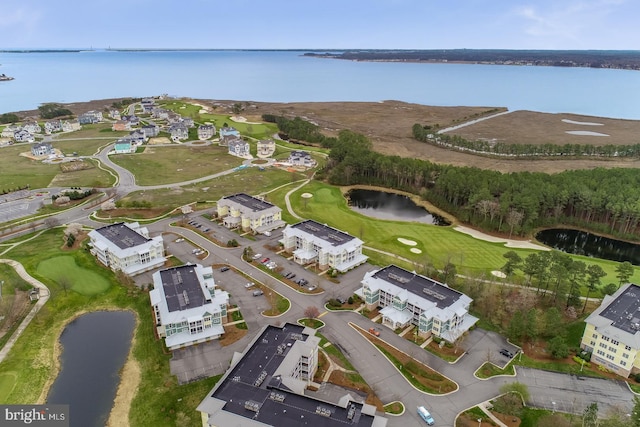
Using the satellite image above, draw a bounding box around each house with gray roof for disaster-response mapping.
[197,124,216,140]
[149,264,229,350]
[88,222,166,276]
[217,193,286,234]
[219,126,240,146]
[288,150,316,168]
[23,121,42,134]
[141,124,159,138]
[30,142,53,157]
[197,322,388,427]
[359,265,477,343]
[281,220,367,272]
[13,129,34,143]
[169,123,189,142]
[44,120,63,134]
[581,283,640,377]
[257,139,275,158]
[1,125,20,138]
[227,137,250,158]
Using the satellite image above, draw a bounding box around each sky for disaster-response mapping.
[1,0,638,50]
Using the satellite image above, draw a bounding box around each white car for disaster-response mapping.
[253,253,262,260]
[245,282,254,288]
[418,406,435,425]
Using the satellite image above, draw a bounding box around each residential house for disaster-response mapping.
[141,98,155,113]
[181,117,195,128]
[88,222,166,276]
[113,140,134,154]
[44,120,63,134]
[121,115,140,126]
[30,142,53,157]
[280,220,368,272]
[580,283,640,377]
[13,129,34,143]
[127,129,146,145]
[169,123,189,142]
[141,124,159,138]
[227,137,250,158]
[257,139,276,158]
[1,125,20,138]
[197,124,216,140]
[61,120,81,132]
[197,323,388,427]
[109,109,121,120]
[288,150,316,168]
[149,264,229,350]
[78,110,103,124]
[151,108,170,120]
[217,193,286,234]
[112,120,132,132]
[22,121,42,134]
[359,265,478,343]
[219,126,240,146]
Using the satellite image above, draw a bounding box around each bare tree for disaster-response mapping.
[44,217,59,229]
[58,276,71,296]
[304,306,320,319]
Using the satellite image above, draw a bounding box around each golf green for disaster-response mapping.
[36,256,111,295]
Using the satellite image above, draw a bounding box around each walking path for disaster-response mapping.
[0,259,50,363]
[437,110,514,134]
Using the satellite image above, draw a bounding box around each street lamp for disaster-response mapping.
[477,418,482,427]
[551,401,556,413]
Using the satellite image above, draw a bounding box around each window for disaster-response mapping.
[602,336,610,342]
[612,339,619,346]
[623,353,629,359]
[592,333,598,338]
[625,345,632,351]
[596,349,605,356]
[608,346,617,353]
[590,341,596,346]
[599,342,607,349]
[606,354,615,361]
[621,361,627,366]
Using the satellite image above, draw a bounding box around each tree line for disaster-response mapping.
[262,114,337,148]
[268,115,640,239]
[413,124,640,159]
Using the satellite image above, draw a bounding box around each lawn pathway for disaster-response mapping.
[0,259,50,363]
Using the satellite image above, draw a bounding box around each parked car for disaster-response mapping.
[175,238,185,243]
[417,406,435,425]
[337,297,346,304]
[369,327,380,337]
[500,349,514,358]
[220,266,230,272]
[245,282,254,288]
[261,257,270,264]
[287,273,296,280]
[253,253,262,260]
[253,290,264,296]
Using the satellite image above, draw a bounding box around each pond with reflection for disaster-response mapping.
[346,189,450,225]
[536,228,640,265]
[47,311,135,427]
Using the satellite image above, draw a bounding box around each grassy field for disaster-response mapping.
[0,145,60,189]
[0,229,217,426]
[110,145,243,185]
[47,159,115,188]
[118,167,307,210]
[53,138,115,157]
[265,180,640,291]
[53,122,129,139]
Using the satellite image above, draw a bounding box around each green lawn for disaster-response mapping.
[0,229,218,426]
[36,255,111,295]
[267,180,640,291]
[53,138,115,157]
[118,167,307,210]
[55,123,129,139]
[110,145,242,185]
[0,145,60,189]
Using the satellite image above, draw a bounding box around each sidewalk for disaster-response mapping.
[0,259,50,363]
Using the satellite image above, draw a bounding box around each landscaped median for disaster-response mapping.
[350,323,458,394]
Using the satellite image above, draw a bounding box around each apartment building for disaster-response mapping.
[197,323,387,427]
[217,193,285,234]
[280,220,367,272]
[581,283,640,377]
[88,222,166,276]
[150,264,229,350]
[359,265,477,343]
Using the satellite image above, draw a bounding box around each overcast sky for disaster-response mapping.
[1,0,637,50]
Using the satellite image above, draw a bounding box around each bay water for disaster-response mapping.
[1,50,639,119]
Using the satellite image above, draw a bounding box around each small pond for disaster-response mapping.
[47,311,135,427]
[346,189,450,226]
[536,228,640,265]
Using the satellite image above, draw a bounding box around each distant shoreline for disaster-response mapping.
[303,49,640,72]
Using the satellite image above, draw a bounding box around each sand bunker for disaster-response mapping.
[565,131,609,136]
[491,270,507,278]
[397,238,417,246]
[410,248,422,254]
[562,119,603,126]
[301,193,313,199]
